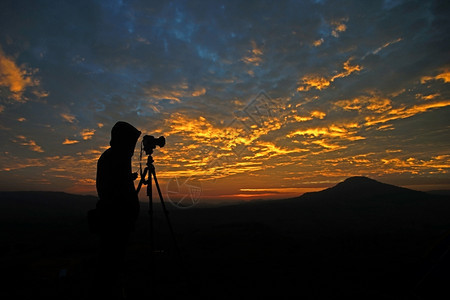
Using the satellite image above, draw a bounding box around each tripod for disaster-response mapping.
[136,150,180,265]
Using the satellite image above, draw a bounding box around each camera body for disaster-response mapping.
[142,135,165,154]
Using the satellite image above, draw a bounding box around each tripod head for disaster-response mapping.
[137,135,165,193]
[142,135,165,155]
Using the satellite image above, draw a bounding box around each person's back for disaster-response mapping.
[91,121,141,298]
[96,146,139,232]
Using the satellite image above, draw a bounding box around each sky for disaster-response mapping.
[0,0,449,206]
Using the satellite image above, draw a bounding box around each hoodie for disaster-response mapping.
[96,121,141,231]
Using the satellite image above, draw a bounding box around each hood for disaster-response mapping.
[110,121,141,155]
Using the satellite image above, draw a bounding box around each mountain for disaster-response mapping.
[194,176,450,242]
[297,176,430,201]
[0,191,98,222]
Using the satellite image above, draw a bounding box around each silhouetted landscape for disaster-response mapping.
[1,177,450,299]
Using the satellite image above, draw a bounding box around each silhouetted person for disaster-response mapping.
[91,121,141,298]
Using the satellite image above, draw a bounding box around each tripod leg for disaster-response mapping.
[151,169,181,260]
[146,174,154,264]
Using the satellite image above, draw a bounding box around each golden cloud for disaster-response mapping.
[311,110,326,119]
[242,40,263,66]
[421,69,450,84]
[369,38,403,56]
[287,123,365,141]
[0,47,37,101]
[61,113,77,123]
[192,87,206,97]
[13,135,44,153]
[297,58,362,91]
[313,38,324,47]
[311,139,343,150]
[381,155,450,174]
[0,156,45,171]
[249,141,308,159]
[365,100,450,126]
[291,109,326,123]
[145,83,208,103]
[335,93,391,113]
[334,98,362,110]
[63,138,80,145]
[155,111,289,180]
[331,18,348,37]
[416,93,440,101]
[297,75,330,91]
[81,128,96,140]
[366,97,392,113]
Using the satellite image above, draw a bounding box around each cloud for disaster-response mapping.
[63,138,80,145]
[297,58,362,91]
[13,135,44,153]
[60,113,77,123]
[416,93,440,101]
[364,100,450,126]
[362,37,402,59]
[335,93,392,113]
[0,47,37,101]
[81,129,96,140]
[313,38,324,47]
[242,40,263,66]
[287,123,365,141]
[420,69,450,84]
[331,17,348,37]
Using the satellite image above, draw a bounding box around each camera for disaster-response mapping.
[142,135,165,154]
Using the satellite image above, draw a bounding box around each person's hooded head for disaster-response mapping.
[110,121,141,157]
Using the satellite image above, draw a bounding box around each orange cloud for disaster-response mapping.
[63,138,80,145]
[242,40,263,66]
[14,135,44,152]
[145,83,208,103]
[0,47,37,101]
[368,38,402,57]
[297,58,362,91]
[331,18,348,37]
[81,128,96,140]
[335,93,391,113]
[249,141,308,159]
[291,110,326,122]
[287,123,365,141]
[332,59,362,80]
[381,155,450,173]
[416,93,440,101]
[311,139,343,150]
[311,110,326,119]
[334,98,362,110]
[313,38,324,47]
[61,113,77,123]
[421,69,450,84]
[365,100,450,126]
[192,87,206,97]
[297,75,330,91]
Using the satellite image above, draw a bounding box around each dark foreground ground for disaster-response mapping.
[1,181,450,299]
